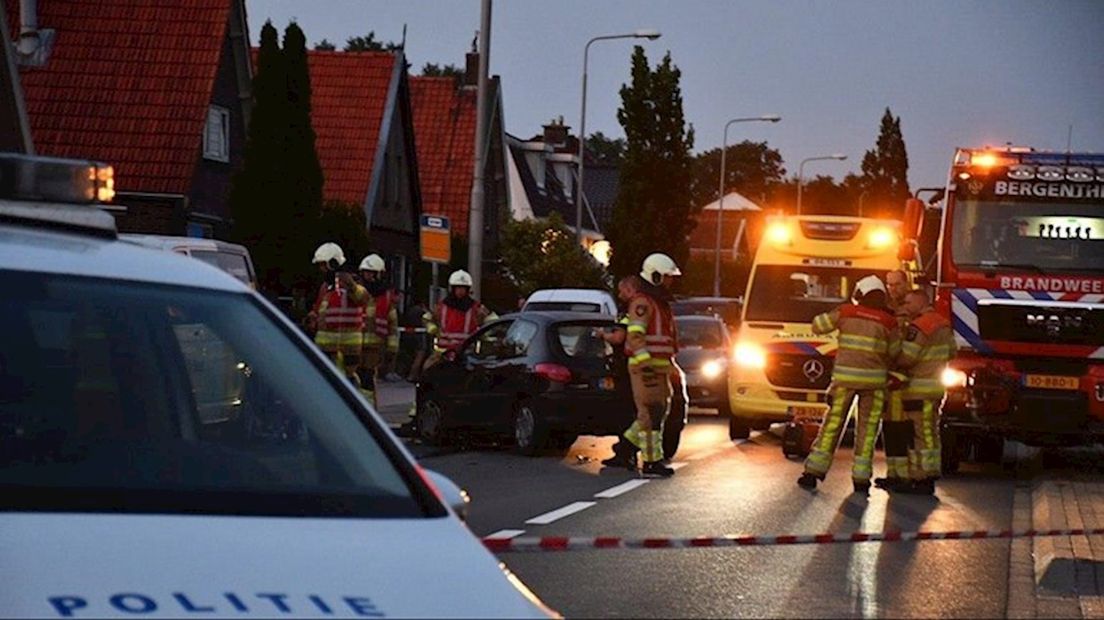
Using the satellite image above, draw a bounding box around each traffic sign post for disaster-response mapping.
[420,215,451,308]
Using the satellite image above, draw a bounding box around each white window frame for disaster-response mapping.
[203,106,230,163]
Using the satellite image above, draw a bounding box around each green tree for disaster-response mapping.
[282,22,325,292]
[420,62,463,78]
[314,39,336,51]
[344,32,400,52]
[859,108,910,218]
[229,21,289,293]
[585,131,626,165]
[608,47,695,279]
[500,213,608,296]
[690,140,785,209]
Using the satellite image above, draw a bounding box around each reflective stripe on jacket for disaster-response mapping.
[314,282,366,333]
[812,304,900,389]
[625,293,678,368]
[897,308,956,398]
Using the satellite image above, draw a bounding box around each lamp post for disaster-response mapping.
[713,115,781,297]
[576,29,661,244]
[797,153,847,215]
[858,189,868,217]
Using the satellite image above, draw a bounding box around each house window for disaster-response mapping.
[203,106,230,162]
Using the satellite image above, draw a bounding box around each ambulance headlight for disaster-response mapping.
[702,359,726,379]
[941,367,968,388]
[734,343,766,369]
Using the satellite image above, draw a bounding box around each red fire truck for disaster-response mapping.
[903,147,1104,471]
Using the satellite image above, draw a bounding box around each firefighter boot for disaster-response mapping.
[642,461,675,477]
[797,473,819,490]
[853,480,871,495]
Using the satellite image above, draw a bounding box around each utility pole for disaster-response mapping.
[467,0,492,299]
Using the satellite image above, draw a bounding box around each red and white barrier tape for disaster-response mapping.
[483,527,1104,553]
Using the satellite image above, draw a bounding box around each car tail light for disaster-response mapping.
[535,363,572,383]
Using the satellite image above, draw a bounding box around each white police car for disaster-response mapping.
[0,154,555,619]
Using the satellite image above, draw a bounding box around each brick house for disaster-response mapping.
[7,0,253,238]
[305,49,422,293]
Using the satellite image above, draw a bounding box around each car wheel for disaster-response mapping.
[416,397,449,446]
[729,416,751,440]
[551,432,577,452]
[513,402,547,456]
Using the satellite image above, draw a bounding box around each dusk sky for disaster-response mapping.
[246,0,1104,192]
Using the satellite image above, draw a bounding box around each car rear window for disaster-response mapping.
[553,322,613,358]
[0,271,434,518]
[525,301,601,313]
[191,250,254,286]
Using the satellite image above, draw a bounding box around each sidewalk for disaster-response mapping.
[374,379,416,429]
[1008,456,1104,618]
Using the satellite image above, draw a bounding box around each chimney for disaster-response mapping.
[464,52,479,87]
[542,116,569,148]
[16,0,55,66]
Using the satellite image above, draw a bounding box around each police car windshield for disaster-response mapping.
[745,265,875,323]
[951,199,1104,273]
[0,272,430,518]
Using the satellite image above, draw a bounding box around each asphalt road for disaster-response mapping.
[407,413,1028,618]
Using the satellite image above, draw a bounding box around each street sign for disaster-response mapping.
[420,214,451,264]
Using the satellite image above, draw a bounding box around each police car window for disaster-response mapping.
[0,272,424,518]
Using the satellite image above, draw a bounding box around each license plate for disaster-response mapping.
[1023,374,1079,391]
[599,377,615,391]
[789,406,824,421]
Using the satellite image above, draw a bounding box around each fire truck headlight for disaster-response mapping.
[941,367,968,388]
[734,343,766,369]
[867,227,896,250]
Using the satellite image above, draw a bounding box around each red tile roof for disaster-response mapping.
[410,77,475,236]
[304,50,396,205]
[8,0,231,194]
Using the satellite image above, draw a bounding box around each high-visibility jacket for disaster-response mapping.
[313,281,367,350]
[896,307,956,398]
[364,289,399,351]
[812,304,900,389]
[423,300,495,352]
[625,292,678,368]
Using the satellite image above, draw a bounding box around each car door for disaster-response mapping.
[478,319,541,429]
[451,320,513,426]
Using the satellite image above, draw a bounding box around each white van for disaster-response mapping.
[523,288,618,316]
[120,234,257,288]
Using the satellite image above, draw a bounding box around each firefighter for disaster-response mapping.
[622,253,681,478]
[885,269,910,314]
[887,287,956,495]
[879,269,914,489]
[423,270,496,366]
[307,242,368,386]
[600,275,644,470]
[798,275,901,494]
[358,254,398,404]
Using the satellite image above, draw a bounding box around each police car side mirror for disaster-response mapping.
[424,469,470,521]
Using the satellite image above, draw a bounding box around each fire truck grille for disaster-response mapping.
[977,302,1104,346]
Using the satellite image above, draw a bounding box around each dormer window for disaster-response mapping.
[203,106,230,162]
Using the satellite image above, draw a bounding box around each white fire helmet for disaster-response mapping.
[312,242,346,266]
[640,253,682,285]
[853,275,887,301]
[448,270,474,287]
[359,254,386,272]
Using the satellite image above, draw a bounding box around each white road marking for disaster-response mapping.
[670,461,689,471]
[594,479,650,498]
[525,501,597,525]
[485,529,525,540]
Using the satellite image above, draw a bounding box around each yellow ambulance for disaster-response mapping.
[727,215,904,443]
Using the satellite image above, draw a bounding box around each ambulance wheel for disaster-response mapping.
[781,424,806,459]
[729,416,751,440]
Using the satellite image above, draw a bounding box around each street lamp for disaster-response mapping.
[797,153,847,215]
[713,115,781,297]
[576,29,662,244]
